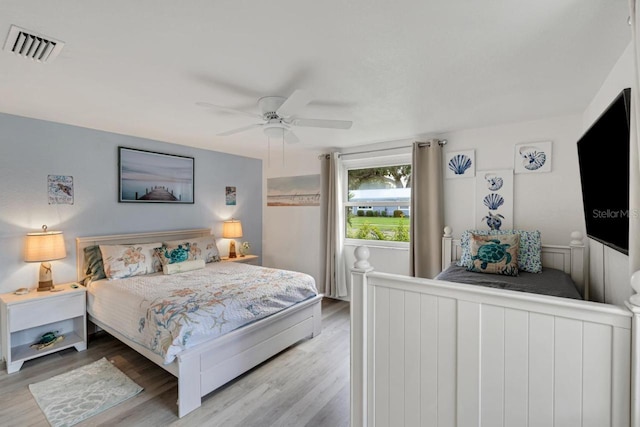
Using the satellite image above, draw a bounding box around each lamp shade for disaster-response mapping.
[24,230,66,262]
[222,220,243,239]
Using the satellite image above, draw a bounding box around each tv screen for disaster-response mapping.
[577,87,631,255]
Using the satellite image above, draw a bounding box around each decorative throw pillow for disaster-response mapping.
[458,229,542,273]
[163,236,221,263]
[154,244,191,265]
[163,259,206,275]
[83,245,106,283]
[99,242,163,280]
[467,233,519,276]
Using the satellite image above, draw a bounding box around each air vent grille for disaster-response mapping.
[3,25,64,63]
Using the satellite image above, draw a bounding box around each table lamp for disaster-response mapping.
[222,219,243,258]
[24,225,67,292]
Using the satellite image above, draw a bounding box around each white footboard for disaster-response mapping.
[351,247,632,427]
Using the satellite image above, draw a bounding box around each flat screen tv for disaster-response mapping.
[577,87,631,255]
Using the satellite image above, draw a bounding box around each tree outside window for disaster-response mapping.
[345,164,411,242]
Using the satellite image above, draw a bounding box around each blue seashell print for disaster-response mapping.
[519,147,547,170]
[483,193,504,210]
[484,173,503,191]
[448,154,472,175]
[482,212,504,230]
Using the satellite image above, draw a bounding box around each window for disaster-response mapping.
[343,154,411,243]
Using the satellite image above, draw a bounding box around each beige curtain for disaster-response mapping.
[409,140,444,278]
[629,0,640,298]
[320,152,348,297]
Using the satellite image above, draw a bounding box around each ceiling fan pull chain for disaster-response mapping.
[282,130,285,167]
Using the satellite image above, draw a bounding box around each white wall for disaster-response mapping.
[442,114,585,246]
[0,113,262,294]
[262,146,324,287]
[582,41,634,306]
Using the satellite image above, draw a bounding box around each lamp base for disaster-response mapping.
[37,280,53,292]
[229,240,237,258]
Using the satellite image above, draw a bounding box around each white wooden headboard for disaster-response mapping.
[75,228,212,282]
[441,226,588,299]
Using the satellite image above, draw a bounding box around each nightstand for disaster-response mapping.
[1,283,87,374]
[221,254,260,265]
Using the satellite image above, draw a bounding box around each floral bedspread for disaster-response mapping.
[86,262,318,364]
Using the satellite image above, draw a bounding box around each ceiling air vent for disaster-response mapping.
[3,25,64,63]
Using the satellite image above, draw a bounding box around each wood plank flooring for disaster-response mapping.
[0,298,350,427]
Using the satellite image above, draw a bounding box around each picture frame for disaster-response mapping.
[48,175,74,205]
[118,147,194,203]
[445,149,475,179]
[226,186,237,205]
[475,169,514,231]
[267,174,321,206]
[514,140,552,174]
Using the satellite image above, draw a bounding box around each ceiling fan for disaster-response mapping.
[196,89,353,144]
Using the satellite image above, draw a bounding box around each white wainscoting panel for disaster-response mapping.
[357,272,632,427]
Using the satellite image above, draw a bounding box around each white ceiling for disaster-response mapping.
[0,0,632,159]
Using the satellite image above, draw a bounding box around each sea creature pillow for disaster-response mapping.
[100,242,163,280]
[163,236,221,263]
[458,229,542,273]
[467,233,519,276]
[154,244,192,265]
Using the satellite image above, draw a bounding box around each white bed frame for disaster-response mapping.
[76,228,323,418]
[350,227,634,426]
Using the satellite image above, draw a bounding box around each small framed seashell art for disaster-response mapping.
[445,149,475,179]
[475,169,514,231]
[514,141,552,174]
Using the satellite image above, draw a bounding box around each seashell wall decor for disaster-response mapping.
[484,173,504,191]
[445,149,475,179]
[514,141,552,173]
[448,154,472,175]
[483,193,504,210]
[475,169,513,231]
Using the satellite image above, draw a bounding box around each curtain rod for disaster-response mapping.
[318,139,447,159]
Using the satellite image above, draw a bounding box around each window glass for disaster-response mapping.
[345,165,411,242]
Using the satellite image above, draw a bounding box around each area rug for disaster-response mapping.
[28,357,143,427]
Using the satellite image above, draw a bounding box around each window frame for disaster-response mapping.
[342,152,412,248]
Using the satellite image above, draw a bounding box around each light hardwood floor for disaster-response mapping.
[0,298,350,427]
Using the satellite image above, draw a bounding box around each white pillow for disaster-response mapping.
[99,242,162,280]
[163,259,206,275]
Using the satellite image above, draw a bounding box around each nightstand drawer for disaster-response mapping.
[9,293,85,332]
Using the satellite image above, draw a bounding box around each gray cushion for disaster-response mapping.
[84,245,106,282]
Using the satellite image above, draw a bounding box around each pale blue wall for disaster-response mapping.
[0,113,262,293]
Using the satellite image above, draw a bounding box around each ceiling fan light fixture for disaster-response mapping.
[263,123,287,138]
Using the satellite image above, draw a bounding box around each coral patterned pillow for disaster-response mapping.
[99,242,163,280]
[466,233,519,276]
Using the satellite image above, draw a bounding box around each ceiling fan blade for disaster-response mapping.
[291,118,353,130]
[276,89,314,118]
[284,131,300,144]
[217,123,263,137]
[196,102,263,119]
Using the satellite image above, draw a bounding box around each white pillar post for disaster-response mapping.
[351,246,373,427]
[441,225,453,271]
[569,231,587,300]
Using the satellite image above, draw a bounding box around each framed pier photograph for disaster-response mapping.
[118,147,194,203]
